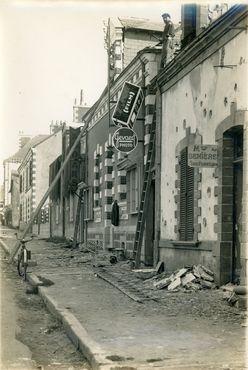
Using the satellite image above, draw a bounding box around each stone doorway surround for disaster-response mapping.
[215,103,247,285]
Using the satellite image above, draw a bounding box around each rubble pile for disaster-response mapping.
[153,264,216,291]
[221,283,248,309]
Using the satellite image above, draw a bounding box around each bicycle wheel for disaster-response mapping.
[17,253,27,280]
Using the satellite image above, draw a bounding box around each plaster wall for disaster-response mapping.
[11,175,20,228]
[161,30,247,242]
[4,161,19,206]
[35,131,62,205]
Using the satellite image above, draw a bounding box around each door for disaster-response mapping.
[144,180,155,265]
[233,162,243,282]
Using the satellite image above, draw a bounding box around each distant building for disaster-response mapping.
[18,133,31,149]
[73,90,90,124]
[106,17,165,79]
[9,171,20,228]
[18,132,62,236]
[3,136,44,208]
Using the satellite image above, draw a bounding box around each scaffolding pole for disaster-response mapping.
[8,125,86,263]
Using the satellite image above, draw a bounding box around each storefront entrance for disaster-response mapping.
[218,125,243,284]
[232,129,243,282]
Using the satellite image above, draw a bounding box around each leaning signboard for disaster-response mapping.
[188,145,218,167]
[112,82,143,128]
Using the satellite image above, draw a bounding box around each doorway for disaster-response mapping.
[219,126,243,284]
[232,129,243,282]
[144,180,155,265]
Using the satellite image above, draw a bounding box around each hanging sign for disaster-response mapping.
[188,145,218,167]
[112,82,143,128]
[113,127,138,154]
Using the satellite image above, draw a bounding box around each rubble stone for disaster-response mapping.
[154,276,171,290]
[200,271,214,282]
[168,277,181,291]
[181,272,196,286]
[132,268,157,280]
[175,268,188,279]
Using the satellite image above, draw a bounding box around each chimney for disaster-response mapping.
[80,89,84,106]
[181,4,197,47]
[181,4,209,48]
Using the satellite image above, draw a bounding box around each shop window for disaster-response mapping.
[127,167,139,213]
[179,147,194,241]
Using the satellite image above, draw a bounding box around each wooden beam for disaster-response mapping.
[8,126,86,263]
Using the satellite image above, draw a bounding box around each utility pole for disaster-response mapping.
[9,125,87,263]
[104,18,114,128]
[107,18,111,128]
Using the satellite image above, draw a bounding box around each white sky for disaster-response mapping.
[0,0,181,183]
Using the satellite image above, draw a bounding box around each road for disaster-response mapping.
[0,226,90,370]
[0,247,35,369]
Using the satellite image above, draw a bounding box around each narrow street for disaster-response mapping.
[0,227,90,370]
[1,226,247,370]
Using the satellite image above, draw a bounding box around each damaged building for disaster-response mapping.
[154,4,248,286]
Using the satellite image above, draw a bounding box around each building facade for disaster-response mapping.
[155,4,248,285]
[18,132,62,236]
[9,171,20,228]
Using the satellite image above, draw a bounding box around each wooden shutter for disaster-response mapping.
[179,148,187,240]
[186,164,194,240]
[179,147,194,241]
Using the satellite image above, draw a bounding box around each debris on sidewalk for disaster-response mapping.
[153,264,216,291]
[132,268,157,280]
[221,283,248,310]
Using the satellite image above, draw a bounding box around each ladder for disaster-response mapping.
[133,109,156,268]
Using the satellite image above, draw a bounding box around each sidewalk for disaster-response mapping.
[0,232,247,370]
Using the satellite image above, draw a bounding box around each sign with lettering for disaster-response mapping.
[188,145,218,167]
[112,82,143,128]
[113,127,138,154]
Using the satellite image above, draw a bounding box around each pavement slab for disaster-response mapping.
[0,233,247,370]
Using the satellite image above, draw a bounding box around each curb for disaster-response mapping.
[27,275,116,370]
[0,239,138,370]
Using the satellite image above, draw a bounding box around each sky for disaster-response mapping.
[0,0,181,183]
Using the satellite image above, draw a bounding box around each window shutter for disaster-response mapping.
[179,147,194,241]
[179,148,187,241]
[186,164,194,240]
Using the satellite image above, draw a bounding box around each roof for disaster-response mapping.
[3,135,49,164]
[118,17,164,33]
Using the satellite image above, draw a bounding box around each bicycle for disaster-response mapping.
[16,235,33,281]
